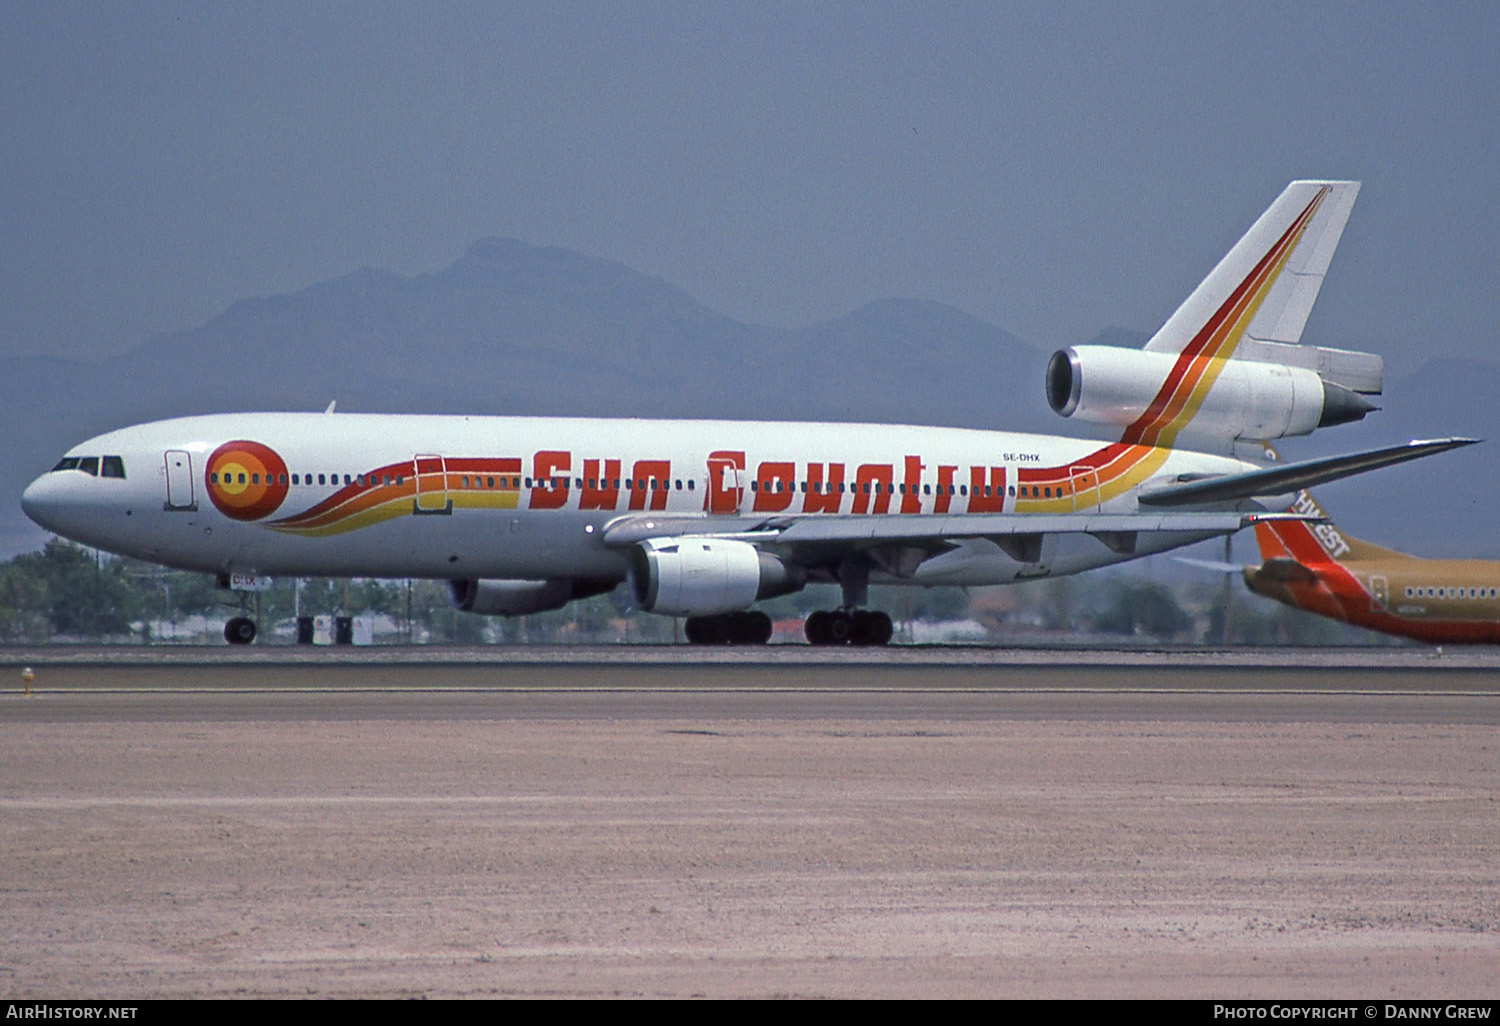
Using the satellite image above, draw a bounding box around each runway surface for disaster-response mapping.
[2,647,1498,998]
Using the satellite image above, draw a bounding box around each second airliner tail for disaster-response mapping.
[1252,488,1405,567]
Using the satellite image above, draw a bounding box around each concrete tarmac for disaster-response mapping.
[1,647,1497,998]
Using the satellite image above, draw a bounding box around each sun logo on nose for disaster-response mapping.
[206,441,289,521]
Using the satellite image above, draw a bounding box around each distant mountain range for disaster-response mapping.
[3,238,1495,559]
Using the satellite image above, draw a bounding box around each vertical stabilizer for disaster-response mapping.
[1253,488,1403,566]
[1145,181,1359,359]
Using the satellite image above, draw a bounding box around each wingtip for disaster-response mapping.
[1408,437,1481,448]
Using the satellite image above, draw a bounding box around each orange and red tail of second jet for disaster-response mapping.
[1246,490,1500,644]
[1252,489,1397,568]
[1246,480,1429,628]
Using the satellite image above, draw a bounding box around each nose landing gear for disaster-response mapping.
[224,616,257,645]
[220,576,258,645]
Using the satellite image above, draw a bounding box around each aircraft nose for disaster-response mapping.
[20,473,67,533]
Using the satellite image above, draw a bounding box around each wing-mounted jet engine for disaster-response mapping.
[627,537,805,617]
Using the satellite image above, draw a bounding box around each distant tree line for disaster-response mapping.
[0,538,1387,646]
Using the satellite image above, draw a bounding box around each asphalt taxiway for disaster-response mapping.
[2,646,1497,998]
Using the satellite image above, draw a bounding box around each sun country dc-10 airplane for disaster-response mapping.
[20,180,1475,646]
[1244,489,1500,645]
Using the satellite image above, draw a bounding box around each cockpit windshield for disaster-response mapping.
[50,455,126,479]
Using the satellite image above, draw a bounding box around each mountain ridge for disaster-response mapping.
[1,238,1492,560]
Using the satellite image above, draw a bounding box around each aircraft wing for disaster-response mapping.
[602,509,1318,573]
[599,436,1469,575]
[1138,438,1477,508]
[601,510,1314,546]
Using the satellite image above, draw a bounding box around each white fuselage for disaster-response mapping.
[21,412,1261,587]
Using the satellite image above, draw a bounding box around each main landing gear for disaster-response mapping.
[684,610,773,645]
[803,552,893,646]
[804,608,893,646]
[682,556,898,647]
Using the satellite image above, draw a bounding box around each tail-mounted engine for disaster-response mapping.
[628,537,805,617]
[1046,345,1376,441]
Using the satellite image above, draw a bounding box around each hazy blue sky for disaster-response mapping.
[3,2,1496,373]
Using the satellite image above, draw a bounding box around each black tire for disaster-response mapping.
[866,610,894,646]
[824,611,852,645]
[685,616,710,644]
[850,610,873,646]
[744,610,773,645]
[805,610,829,645]
[224,617,257,645]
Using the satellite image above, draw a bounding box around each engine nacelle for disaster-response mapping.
[447,578,616,617]
[1046,345,1374,440]
[628,537,805,617]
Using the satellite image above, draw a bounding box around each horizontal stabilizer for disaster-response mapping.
[1254,557,1319,584]
[1173,556,1243,574]
[1139,437,1478,508]
[1235,339,1383,395]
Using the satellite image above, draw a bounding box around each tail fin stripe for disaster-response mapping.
[1121,188,1328,447]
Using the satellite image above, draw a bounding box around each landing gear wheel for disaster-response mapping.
[851,610,893,646]
[805,610,830,645]
[224,616,257,645]
[684,611,773,645]
[742,610,773,645]
[803,609,892,646]
[825,610,853,645]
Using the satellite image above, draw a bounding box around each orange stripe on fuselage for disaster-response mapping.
[269,460,418,531]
